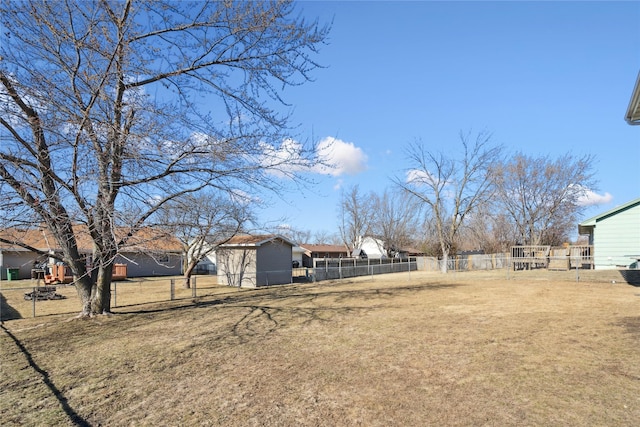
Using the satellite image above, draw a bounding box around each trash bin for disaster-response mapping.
[7,268,20,281]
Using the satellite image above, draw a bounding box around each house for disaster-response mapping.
[194,252,217,275]
[353,236,387,259]
[578,198,640,269]
[297,244,350,267]
[217,234,294,287]
[0,226,182,280]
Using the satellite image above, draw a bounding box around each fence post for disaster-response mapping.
[170,279,175,300]
[32,287,36,318]
[192,276,197,298]
[113,282,117,307]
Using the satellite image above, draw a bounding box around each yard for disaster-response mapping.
[1,270,639,426]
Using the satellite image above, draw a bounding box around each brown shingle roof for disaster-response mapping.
[0,226,182,253]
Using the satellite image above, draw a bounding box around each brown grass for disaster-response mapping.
[1,270,639,426]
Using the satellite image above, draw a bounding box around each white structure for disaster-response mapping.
[353,236,387,259]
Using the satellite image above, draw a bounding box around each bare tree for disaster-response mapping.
[397,131,502,272]
[459,203,517,254]
[493,153,596,246]
[272,225,311,245]
[0,1,329,316]
[370,189,422,257]
[338,185,374,256]
[312,230,342,245]
[155,193,252,289]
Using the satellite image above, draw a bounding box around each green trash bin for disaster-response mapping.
[7,268,19,281]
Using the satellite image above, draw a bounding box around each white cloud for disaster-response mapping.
[316,137,368,177]
[259,136,368,178]
[577,189,613,206]
[406,169,442,187]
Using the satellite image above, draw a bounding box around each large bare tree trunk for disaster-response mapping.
[440,248,449,273]
[92,264,113,314]
[75,276,94,317]
[183,263,196,289]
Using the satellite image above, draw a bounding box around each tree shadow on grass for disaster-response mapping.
[1,324,90,427]
[1,293,22,321]
[119,282,461,343]
[620,316,640,340]
[122,281,460,317]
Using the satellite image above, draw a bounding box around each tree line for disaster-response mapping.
[334,131,596,272]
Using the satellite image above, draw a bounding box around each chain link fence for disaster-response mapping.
[417,253,639,285]
[2,255,638,320]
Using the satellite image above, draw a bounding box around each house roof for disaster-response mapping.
[625,71,640,125]
[220,234,295,248]
[578,197,640,234]
[0,226,182,253]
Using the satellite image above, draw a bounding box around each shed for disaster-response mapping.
[578,198,640,269]
[217,235,294,287]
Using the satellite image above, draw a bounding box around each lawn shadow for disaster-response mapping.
[1,324,90,427]
[198,282,462,344]
[122,281,460,316]
[619,316,640,340]
[1,293,23,321]
[120,281,461,343]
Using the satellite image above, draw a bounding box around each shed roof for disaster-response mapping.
[221,234,295,248]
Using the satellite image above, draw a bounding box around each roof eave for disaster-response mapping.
[624,71,640,125]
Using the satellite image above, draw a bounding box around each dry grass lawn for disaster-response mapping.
[1,270,639,426]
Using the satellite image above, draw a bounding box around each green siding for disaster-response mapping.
[593,202,640,269]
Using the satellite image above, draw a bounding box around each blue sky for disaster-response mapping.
[259,1,640,237]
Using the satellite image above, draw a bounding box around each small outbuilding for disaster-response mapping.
[578,197,640,269]
[217,235,294,287]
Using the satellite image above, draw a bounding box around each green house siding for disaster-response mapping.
[582,199,640,269]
